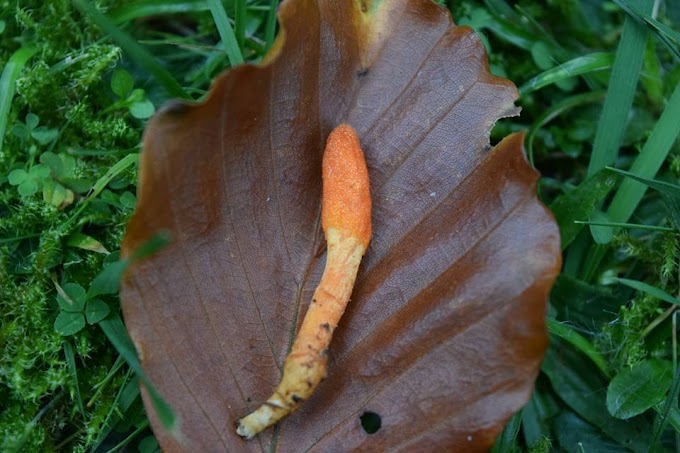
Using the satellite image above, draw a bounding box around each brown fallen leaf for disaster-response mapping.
[121,0,561,451]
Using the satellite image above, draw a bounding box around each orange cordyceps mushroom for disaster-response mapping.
[237,124,372,439]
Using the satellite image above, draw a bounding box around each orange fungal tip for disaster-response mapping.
[321,123,372,250]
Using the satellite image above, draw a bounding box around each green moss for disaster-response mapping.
[1,0,145,450]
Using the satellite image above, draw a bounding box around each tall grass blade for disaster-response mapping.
[547,318,611,378]
[63,342,85,415]
[607,81,680,224]
[649,370,680,450]
[265,0,279,50]
[207,0,245,66]
[613,0,680,61]
[235,0,246,50]
[615,278,680,306]
[587,0,655,176]
[0,46,37,154]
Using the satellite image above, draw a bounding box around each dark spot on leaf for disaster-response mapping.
[292,394,303,403]
[360,1,367,13]
[321,322,330,331]
[360,411,381,434]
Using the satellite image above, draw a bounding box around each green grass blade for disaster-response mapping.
[63,342,85,415]
[265,0,278,50]
[547,318,611,378]
[482,0,519,21]
[87,356,125,406]
[573,220,674,232]
[615,277,680,306]
[491,411,522,453]
[89,369,136,452]
[235,0,246,50]
[103,419,149,453]
[62,153,139,231]
[13,393,65,453]
[72,0,190,100]
[207,0,245,66]
[613,0,680,61]
[0,46,37,155]
[650,370,680,450]
[586,0,655,175]
[109,0,208,23]
[607,81,680,224]
[480,15,536,51]
[518,52,614,96]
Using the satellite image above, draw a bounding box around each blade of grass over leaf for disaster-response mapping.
[615,278,680,306]
[0,46,37,154]
[99,314,175,430]
[547,318,611,378]
[607,81,680,225]
[72,0,190,100]
[88,232,170,299]
[109,0,209,24]
[518,52,614,96]
[207,0,244,66]
[586,0,655,175]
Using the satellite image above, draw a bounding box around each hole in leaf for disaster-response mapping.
[360,411,381,434]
